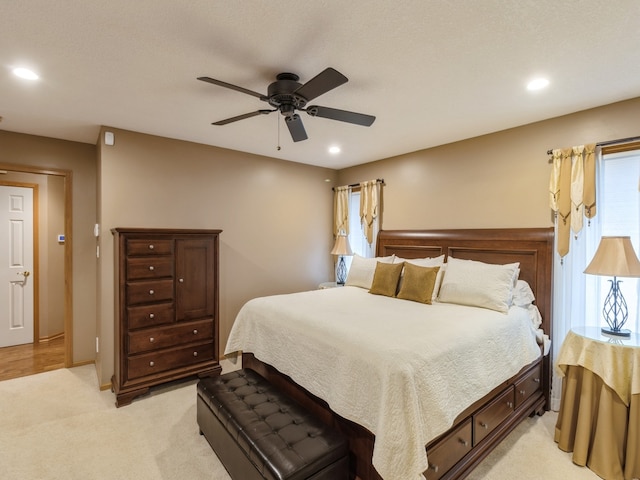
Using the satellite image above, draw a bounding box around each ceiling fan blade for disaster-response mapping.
[198,76,266,100]
[306,105,376,126]
[285,114,308,142]
[293,68,348,102]
[212,110,273,125]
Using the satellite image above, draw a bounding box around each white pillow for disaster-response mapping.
[512,280,536,307]
[395,255,446,302]
[437,257,520,313]
[345,254,395,289]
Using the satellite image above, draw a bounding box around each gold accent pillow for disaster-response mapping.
[396,263,440,304]
[369,262,404,297]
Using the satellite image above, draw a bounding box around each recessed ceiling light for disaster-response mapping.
[329,146,341,154]
[13,67,39,80]
[527,78,549,91]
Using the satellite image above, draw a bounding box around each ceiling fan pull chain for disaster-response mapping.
[277,114,281,151]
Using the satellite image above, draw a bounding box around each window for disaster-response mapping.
[342,190,377,273]
[590,146,640,331]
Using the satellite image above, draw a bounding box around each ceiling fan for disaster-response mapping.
[197,67,375,142]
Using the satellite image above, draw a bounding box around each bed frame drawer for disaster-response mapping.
[474,387,515,445]
[425,419,472,480]
[515,362,542,408]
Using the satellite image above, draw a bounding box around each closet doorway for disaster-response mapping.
[0,164,71,381]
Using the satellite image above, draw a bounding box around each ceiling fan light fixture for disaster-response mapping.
[198,67,375,142]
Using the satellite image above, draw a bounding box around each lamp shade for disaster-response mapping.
[331,235,353,256]
[584,236,640,277]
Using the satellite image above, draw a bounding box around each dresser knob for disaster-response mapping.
[149,265,154,271]
[520,389,526,395]
[149,361,155,367]
[149,313,155,319]
[479,421,489,429]
[428,463,439,473]
[149,289,154,295]
[533,378,540,383]
[507,401,514,408]
[149,244,154,250]
[149,337,155,343]
[193,351,198,357]
[193,329,198,335]
[179,278,184,283]
[458,438,469,447]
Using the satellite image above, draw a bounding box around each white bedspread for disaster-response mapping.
[225,286,541,480]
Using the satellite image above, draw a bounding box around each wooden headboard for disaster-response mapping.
[376,228,554,337]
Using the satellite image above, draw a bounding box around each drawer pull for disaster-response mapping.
[179,278,184,283]
[458,438,469,447]
[149,337,155,343]
[520,389,526,395]
[149,289,154,295]
[533,378,540,383]
[428,463,439,473]
[149,313,155,319]
[193,329,198,335]
[479,421,489,429]
[193,351,198,357]
[149,244,154,250]
[149,361,155,367]
[507,401,514,408]
[149,265,154,271]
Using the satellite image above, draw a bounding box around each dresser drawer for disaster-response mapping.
[474,387,515,445]
[126,239,173,256]
[515,363,542,408]
[128,319,214,354]
[127,303,174,330]
[425,419,472,480]
[127,342,215,380]
[127,256,173,280]
[127,279,174,305]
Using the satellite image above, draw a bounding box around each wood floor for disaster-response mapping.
[0,336,65,382]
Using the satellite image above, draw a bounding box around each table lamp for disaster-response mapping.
[331,234,353,285]
[584,236,640,337]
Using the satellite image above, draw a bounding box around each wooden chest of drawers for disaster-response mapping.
[111,228,222,407]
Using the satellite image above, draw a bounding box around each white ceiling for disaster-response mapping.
[1,1,639,169]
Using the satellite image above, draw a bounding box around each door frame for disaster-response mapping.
[0,163,72,367]
[0,181,39,346]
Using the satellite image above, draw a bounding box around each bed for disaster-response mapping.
[225,228,554,480]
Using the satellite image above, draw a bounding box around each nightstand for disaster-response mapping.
[554,326,640,480]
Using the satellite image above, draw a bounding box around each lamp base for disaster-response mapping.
[601,327,631,338]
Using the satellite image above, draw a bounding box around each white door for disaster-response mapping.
[0,185,34,348]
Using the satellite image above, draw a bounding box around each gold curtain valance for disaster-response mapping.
[548,144,596,257]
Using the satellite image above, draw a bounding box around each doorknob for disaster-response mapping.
[17,271,30,277]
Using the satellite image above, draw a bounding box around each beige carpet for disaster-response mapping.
[0,365,601,480]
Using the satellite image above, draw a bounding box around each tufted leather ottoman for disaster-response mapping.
[197,368,348,480]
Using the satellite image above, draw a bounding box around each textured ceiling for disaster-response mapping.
[1,1,639,168]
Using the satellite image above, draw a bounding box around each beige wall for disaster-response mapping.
[96,128,337,386]
[338,97,640,230]
[2,96,639,391]
[0,130,97,361]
